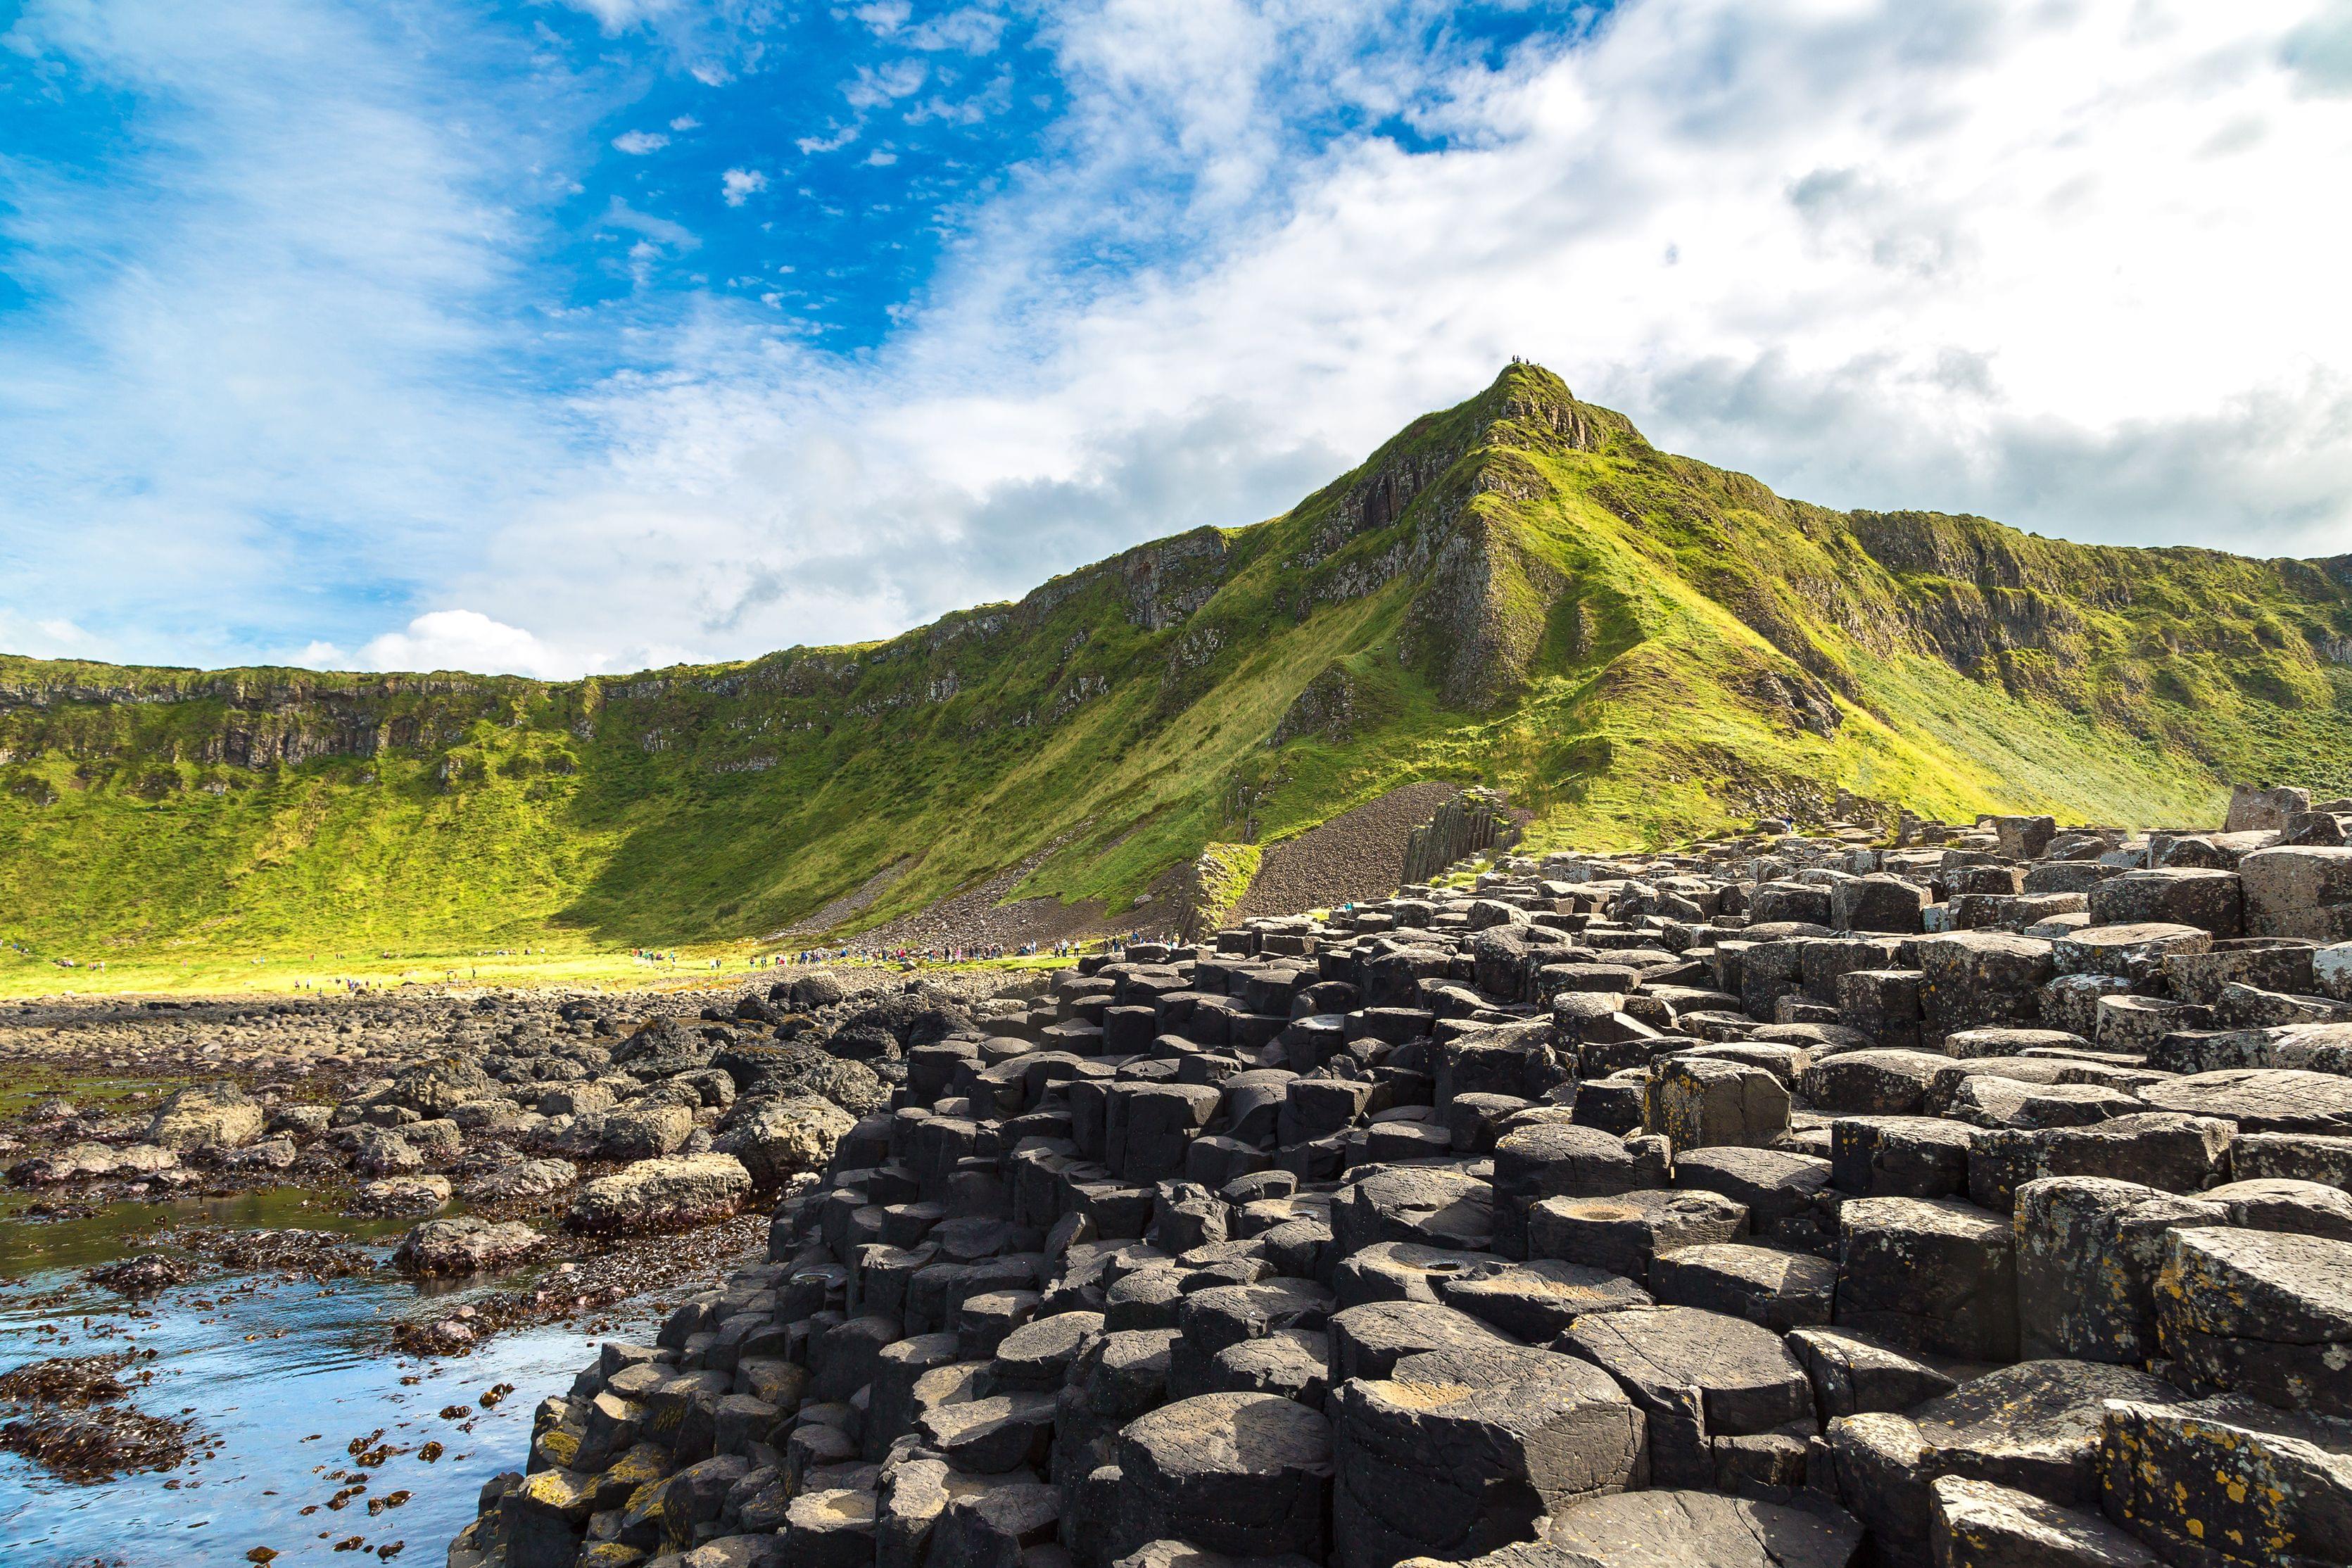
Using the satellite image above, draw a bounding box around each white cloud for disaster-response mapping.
[861,148,897,167]
[611,128,669,154]
[8,0,2352,687]
[559,0,679,30]
[358,610,576,679]
[843,58,927,110]
[602,197,699,251]
[293,640,345,668]
[721,167,768,206]
[0,0,570,669]
[486,0,2352,681]
[906,7,1009,56]
[0,612,102,661]
[796,124,861,155]
[668,114,700,131]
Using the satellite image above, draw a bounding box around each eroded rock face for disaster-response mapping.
[444,805,2352,1568]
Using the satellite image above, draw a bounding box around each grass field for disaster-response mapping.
[0,942,733,999]
[0,937,1096,1001]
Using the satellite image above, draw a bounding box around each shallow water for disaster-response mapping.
[0,1189,416,1277]
[0,1199,661,1568]
[0,1075,158,1119]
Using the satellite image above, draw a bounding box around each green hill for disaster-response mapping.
[5,363,2349,967]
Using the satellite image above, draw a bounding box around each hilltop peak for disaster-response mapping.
[1487,358,1571,398]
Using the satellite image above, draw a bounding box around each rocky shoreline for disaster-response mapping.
[0,967,1054,1498]
[437,792,2352,1568]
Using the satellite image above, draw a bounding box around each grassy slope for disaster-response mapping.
[4,365,2348,973]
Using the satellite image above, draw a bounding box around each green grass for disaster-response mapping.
[0,941,745,1001]
[4,362,2348,981]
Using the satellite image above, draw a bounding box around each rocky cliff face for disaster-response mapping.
[4,363,2350,957]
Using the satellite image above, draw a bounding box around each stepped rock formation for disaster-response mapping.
[5,364,2351,957]
[450,804,2352,1568]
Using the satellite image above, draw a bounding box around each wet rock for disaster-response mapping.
[354,1174,451,1215]
[394,1218,545,1277]
[0,1403,194,1483]
[84,1251,201,1296]
[460,1158,578,1202]
[569,1156,752,1233]
[10,1141,177,1186]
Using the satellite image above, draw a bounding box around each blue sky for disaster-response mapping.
[4,0,2351,678]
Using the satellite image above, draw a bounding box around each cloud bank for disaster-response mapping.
[3,0,2349,679]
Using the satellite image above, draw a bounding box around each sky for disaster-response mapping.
[3,0,2350,681]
